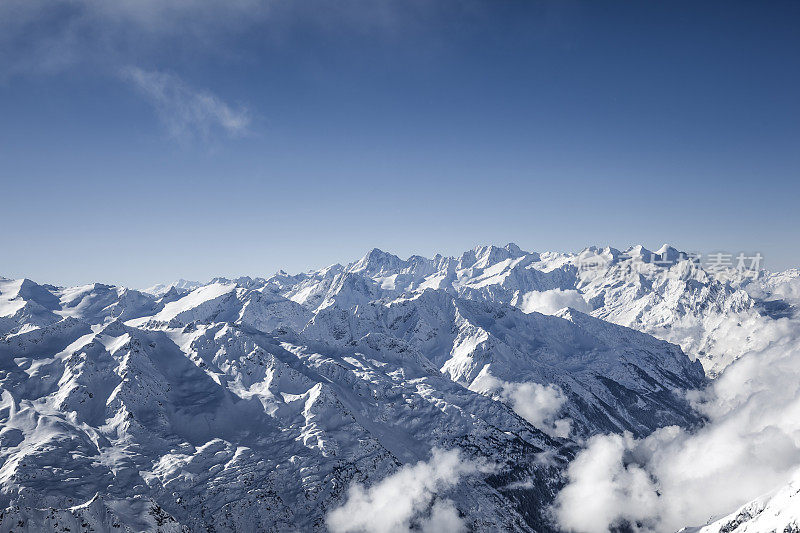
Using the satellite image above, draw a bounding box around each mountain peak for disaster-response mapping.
[503,242,526,256]
[655,243,685,262]
[626,244,653,258]
[351,247,406,273]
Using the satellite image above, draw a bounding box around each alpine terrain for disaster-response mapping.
[0,244,796,532]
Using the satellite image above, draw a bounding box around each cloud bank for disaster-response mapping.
[120,66,250,142]
[472,373,571,438]
[326,448,492,533]
[553,312,800,532]
[516,289,590,315]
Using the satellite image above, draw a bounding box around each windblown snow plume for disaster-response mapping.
[553,314,800,532]
[326,448,492,533]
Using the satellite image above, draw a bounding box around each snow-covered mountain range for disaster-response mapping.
[0,244,797,532]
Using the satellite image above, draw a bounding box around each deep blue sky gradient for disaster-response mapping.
[1,1,798,286]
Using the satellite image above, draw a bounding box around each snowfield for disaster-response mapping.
[0,244,797,532]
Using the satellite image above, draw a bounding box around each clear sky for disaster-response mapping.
[1,1,798,287]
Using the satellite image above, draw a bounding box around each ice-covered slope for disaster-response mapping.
[693,468,800,533]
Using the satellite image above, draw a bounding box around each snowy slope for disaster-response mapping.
[302,289,704,438]
[0,313,563,531]
[694,467,800,533]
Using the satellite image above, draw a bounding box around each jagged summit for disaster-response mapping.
[350,247,407,274]
[143,278,202,296]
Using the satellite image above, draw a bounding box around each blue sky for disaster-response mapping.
[1,1,798,287]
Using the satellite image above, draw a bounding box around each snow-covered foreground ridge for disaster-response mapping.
[0,244,797,532]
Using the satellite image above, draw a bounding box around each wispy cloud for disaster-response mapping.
[0,0,272,76]
[120,66,250,142]
[0,0,462,78]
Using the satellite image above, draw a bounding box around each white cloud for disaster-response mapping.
[553,433,660,533]
[0,0,460,77]
[120,66,250,142]
[748,269,800,305]
[0,0,273,76]
[516,289,590,315]
[552,315,800,532]
[472,373,571,438]
[326,448,492,533]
